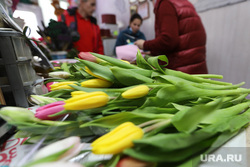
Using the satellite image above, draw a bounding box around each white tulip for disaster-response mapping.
[49,71,72,79]
[33,136,84,162]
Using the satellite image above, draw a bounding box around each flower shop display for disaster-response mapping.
[0,51,249,167]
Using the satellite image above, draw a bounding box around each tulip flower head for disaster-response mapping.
[122,85,149,99]
[0,107,37,123]
[81,79,113,88]
[32,136,84,162]
[64,91,109,110]
[48,71,71,79]
[35,101,66,120]
[91,122,144,154]
[30,95,61,105]
[50,81,77,91]
[78,52,99,63]
[71,91,87,97]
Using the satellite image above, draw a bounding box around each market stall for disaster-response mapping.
[0,1,250,167]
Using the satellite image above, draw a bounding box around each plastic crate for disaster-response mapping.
[0,28,39,107]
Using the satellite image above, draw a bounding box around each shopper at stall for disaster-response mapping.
[59,0,104,54]
[115,13,146,47]
[134,0,208,74]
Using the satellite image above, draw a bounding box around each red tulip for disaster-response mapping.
[35,101,65,120]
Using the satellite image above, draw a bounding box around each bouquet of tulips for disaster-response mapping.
[0,51,250,167]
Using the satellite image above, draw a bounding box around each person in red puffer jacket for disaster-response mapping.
[134,0,208,74]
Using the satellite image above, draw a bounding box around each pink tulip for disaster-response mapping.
[78,52,98,63]
[35,101,65,120]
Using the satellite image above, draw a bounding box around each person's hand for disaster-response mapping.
[134,40,145,50]
[141,51,151,55]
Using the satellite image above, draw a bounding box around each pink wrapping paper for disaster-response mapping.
[116,45,144,62]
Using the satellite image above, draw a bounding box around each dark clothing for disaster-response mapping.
[59,9,104,54]
[144,0,208,74]
[115,27,146,47]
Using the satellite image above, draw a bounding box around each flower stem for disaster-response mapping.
[143,119,171,133]
[138,119,165,128]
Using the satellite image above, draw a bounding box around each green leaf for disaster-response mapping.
[61,62,70,73]
[147,55,168,74]
[73,63,92,78]
[91,52,140,69]
[136,50,154,70]
[105,154,121,167]
[81,112,173,129]
[182,129,242,167]
[159,75,245,90]
[110,67,154,86]
[155,82,250,104]
[201,101,250,124]
[77,58,115,82]
[123,110,250,163]
[132,106,178,114]
[165,68,232,85]
[172,98,223,133]
[68,84,123,97]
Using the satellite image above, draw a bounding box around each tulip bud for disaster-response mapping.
[33,136,84,162]
[64,91,109,110]
[71,91,87,97]
[81,79,112,88]
[78,52,99,63]
[30,95,60,105]
[35,101,66,120]
[122,85,149,99]
[0,107,37,123]
[91,122,144,154]
[48,71,71,79]
[50,81,77,91]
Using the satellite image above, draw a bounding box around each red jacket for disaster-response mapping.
[144,0,208,74]
[59,10,104,54]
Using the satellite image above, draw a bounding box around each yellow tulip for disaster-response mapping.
[81,79,112,88]
[91,122,144,154]
[71,91,87,97]
[50,81,77,91]
[64,91,109,110]
[122,85,149,99]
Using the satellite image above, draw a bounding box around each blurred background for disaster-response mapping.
[0,0,250,88]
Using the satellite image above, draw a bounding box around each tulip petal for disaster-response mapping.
[33,136,82,161]
[36,101,65,112]
[35,101,65,120]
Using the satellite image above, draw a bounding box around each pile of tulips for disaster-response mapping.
[0,51,250,167]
